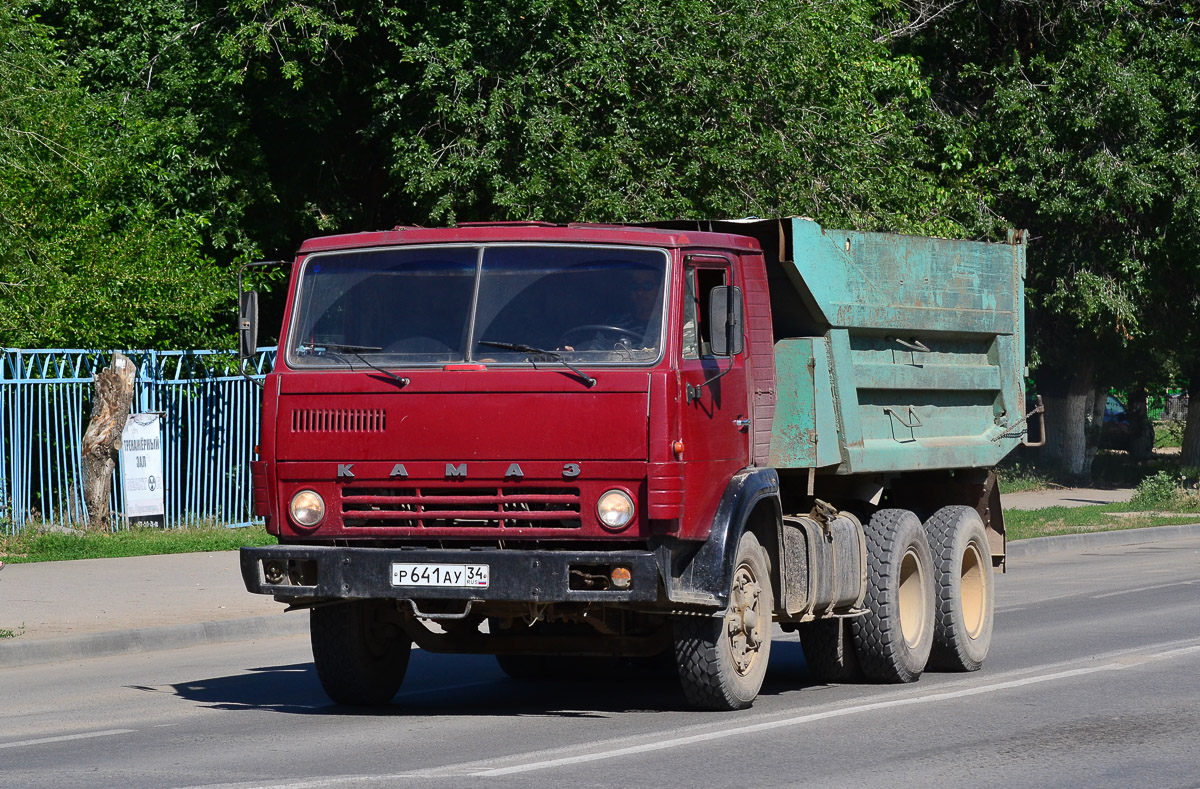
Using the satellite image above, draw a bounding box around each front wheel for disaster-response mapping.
[311,600,411,706]
[674,531,773,710]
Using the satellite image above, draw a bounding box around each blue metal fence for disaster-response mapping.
[0,348,274,534]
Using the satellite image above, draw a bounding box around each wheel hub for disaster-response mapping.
[726,566,764,674]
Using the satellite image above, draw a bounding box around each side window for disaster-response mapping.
[682,264,729,359]
[682,268,700,359]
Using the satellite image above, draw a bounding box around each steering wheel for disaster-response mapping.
[558,324,640,347]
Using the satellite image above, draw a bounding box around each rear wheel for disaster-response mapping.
[490,619,597,680]
[674,531,773,710]
[851,509,935,683]
[798,617,863,683]
[924,506,995,671]
[311,600,411,706]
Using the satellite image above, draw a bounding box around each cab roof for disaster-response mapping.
[295,222,766,256]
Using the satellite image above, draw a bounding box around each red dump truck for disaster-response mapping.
[239,217,1035,710]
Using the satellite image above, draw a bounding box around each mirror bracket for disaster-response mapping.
[237,260,288,387]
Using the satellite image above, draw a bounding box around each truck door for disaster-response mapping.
[678,257,751,529]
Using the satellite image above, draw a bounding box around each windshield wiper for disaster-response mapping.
[303,341,410,388]
[478,341,596,388]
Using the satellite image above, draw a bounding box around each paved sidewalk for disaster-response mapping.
[1002,487,1135,510]
[0,551,306,668]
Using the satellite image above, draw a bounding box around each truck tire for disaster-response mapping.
[923,505,994,671]
[674,531,773,710]
[310,600,411,706]
[851,509,935,683]
[798,617,862,683]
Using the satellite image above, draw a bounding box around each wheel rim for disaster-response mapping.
[959,541,988,639]
[897,548,928,648]
[725,562,765,676]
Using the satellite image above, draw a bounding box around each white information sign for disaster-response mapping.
[120,413,165,518]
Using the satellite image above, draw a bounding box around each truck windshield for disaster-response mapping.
[288,244,669,367]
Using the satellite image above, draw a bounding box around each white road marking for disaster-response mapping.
[998,577,1199,612]
[1092,579,1199,599]
[0,728,135,750]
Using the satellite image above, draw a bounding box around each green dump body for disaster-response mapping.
[762,218,1027,475]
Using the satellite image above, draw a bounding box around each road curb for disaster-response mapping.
[1007,522,1200,559]
[0,612,308,669]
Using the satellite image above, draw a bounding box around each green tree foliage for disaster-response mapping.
[383,0,980,234]
[29,0,388,257]
[0,4,230,348]
[35,0,990,252]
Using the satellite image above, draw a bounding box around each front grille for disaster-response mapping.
[341,486,582,529]
[291,408,386,433]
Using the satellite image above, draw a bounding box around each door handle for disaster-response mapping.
[732,417,751,430]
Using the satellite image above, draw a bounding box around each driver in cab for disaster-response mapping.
[561,269,663,357]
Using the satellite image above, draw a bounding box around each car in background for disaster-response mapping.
[1101,394,1131,450]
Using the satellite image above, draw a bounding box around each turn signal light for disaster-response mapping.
[672,440,685,459]
[610,566,632,590]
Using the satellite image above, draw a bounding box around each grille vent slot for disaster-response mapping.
[291,408,386,433]
[342,486,582,530]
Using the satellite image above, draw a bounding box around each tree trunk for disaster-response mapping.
[1125,386,1155,461]
[1181,369,1200,466]
[1082,383,1106,476]
[1037,360,1097,483]
[82,352,136,531]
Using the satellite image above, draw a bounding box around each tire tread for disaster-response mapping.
[311,600,410,706]
[799,618,862,683]
[851,508,934,683]
[923,505,994,671]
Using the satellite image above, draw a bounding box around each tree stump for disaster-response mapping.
[81,351,136,531]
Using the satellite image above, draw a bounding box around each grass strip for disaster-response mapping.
[1004,503,1200,541]
[996,462,1057,494]
[0,523,276,564]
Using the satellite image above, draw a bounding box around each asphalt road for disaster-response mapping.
[3,536,1199,789]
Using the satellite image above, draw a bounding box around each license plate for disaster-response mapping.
[391,563,490,588]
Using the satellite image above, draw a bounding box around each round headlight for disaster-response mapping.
[597,489,635,530]
[290,489,326,528]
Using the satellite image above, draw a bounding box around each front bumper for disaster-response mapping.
[241,545,663,604]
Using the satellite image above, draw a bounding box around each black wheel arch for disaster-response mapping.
[656,467,781,609]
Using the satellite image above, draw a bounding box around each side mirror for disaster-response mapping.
[708,285,744,357]
[237,259,288,366]
[238,290,259,362]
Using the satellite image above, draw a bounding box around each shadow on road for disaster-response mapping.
[167,638,820,717]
